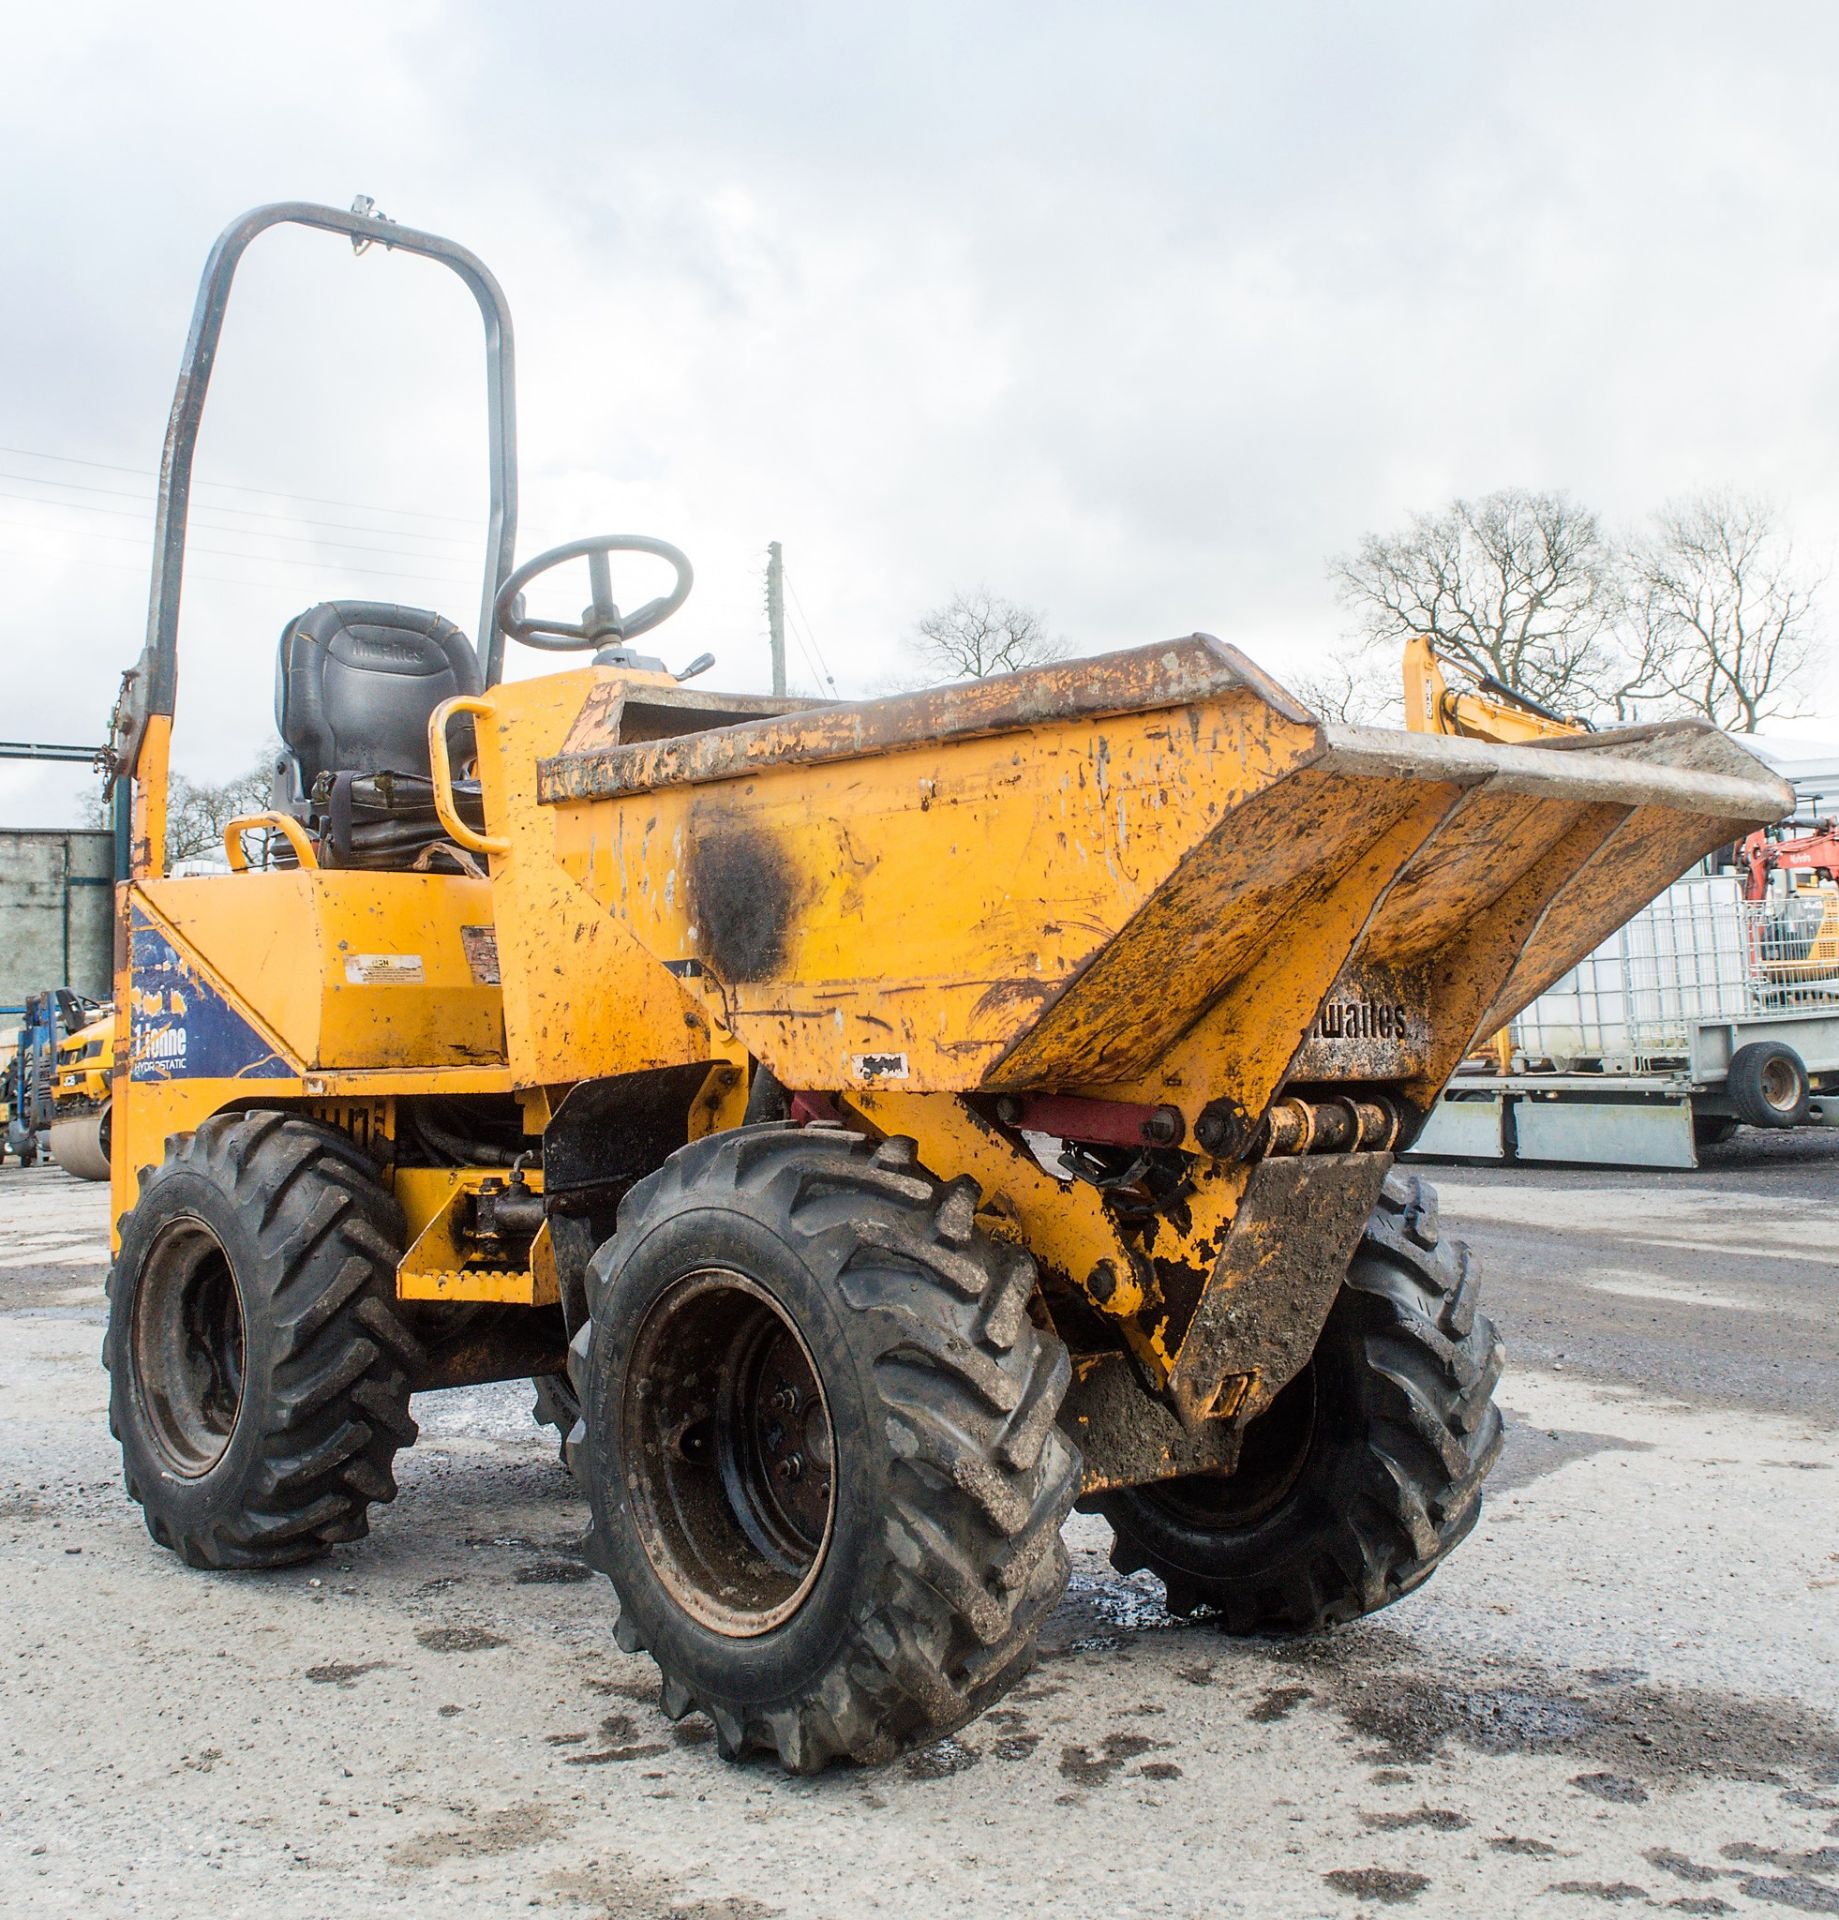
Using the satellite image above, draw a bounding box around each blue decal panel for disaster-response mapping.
[129,904,292,1082]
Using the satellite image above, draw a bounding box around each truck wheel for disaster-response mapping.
[1096,1171,1503,1632]
[105,1112,421,1569]
[1726,1042,1810,1129]
[570,1125,1078,1772]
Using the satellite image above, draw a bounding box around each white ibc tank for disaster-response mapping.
[1513,875,1751,1069]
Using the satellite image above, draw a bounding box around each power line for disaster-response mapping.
[0,484,488,564]
[0,544,430,598]
[775,579,825,691]
[0,467,482,548]
[784,577,833,685]
[787,611,828,695]
[0,443,488,528]
[0,518,476,589]
[790,621,827,695]
[783,572,838,694]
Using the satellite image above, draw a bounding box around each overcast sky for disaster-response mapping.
[4,0,1837,825]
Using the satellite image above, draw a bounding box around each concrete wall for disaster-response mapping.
[0,830,114,1015]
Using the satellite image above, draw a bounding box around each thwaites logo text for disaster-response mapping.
[1313,998,1412,1042]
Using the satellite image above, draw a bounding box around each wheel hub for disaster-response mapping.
[131,1216,246,1478]
[622,1269,836,1636]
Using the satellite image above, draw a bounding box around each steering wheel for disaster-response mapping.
[493,534,693,651]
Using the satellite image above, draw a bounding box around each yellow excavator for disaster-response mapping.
[1402,636,1593,1071]
[1401,633,1588,746]
[97,202,1789,1773]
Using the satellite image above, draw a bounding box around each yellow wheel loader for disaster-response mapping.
[100,202,1790,1772]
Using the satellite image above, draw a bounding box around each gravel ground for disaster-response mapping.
[1,1137,1835,1919]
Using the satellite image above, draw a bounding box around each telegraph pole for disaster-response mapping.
[766,541,786,696]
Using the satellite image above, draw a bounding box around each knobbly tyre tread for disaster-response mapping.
[1101,1168,1504,1632]
[105,1112,420,1569]
[568,1125,1080,1773]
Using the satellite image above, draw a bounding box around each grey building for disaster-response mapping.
[1751,734,1839,814]
[1,830,114,1016]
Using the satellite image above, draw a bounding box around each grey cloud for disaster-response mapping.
[3,0,1836,823]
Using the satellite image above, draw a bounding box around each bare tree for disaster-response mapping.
[909,588,1066,682]
[1331,489,1633,715]
[1628,490,1823,732]
[1288,651,1402,726]
[164,757,278,866]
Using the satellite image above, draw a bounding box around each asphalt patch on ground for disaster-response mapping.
[512,1559,594,1584]
[1032,1563,1839,1809]
[1245,1622,1839,1791]
[1057,1732,1163,1786]
[416,1625,509,1654]
[304,1660,386,1686]
[1323,1865,1431,1904]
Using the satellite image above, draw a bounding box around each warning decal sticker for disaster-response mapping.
[344,954,427,986]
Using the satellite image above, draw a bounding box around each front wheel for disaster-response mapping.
[570,1125,1079,1773]
[105,1113,422,1568]
[1097,1171,1504,1632]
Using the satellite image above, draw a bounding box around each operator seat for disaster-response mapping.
[274,601,487,869]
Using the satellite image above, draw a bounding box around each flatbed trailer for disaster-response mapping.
[1416,1030,1839,1169]
[1410,875,1839,1168]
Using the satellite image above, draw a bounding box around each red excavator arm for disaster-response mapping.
[1739,819,1839,900]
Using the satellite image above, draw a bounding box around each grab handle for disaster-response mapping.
[428,696,510,857]
[223,812,321,871]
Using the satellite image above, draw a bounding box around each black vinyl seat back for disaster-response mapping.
[274,601,485,869]
[277,601,480,785]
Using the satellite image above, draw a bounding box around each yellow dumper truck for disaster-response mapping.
[100,202,1790,1771]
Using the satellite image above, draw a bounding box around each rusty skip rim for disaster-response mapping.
[531,632,1786,833]
[534,634,1305,804]
[1318,723,1792,820]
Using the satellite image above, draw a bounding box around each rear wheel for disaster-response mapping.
[1097,1171,1503,1632]
[105,1112,421,1568]
[571,1125,1079,1772]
